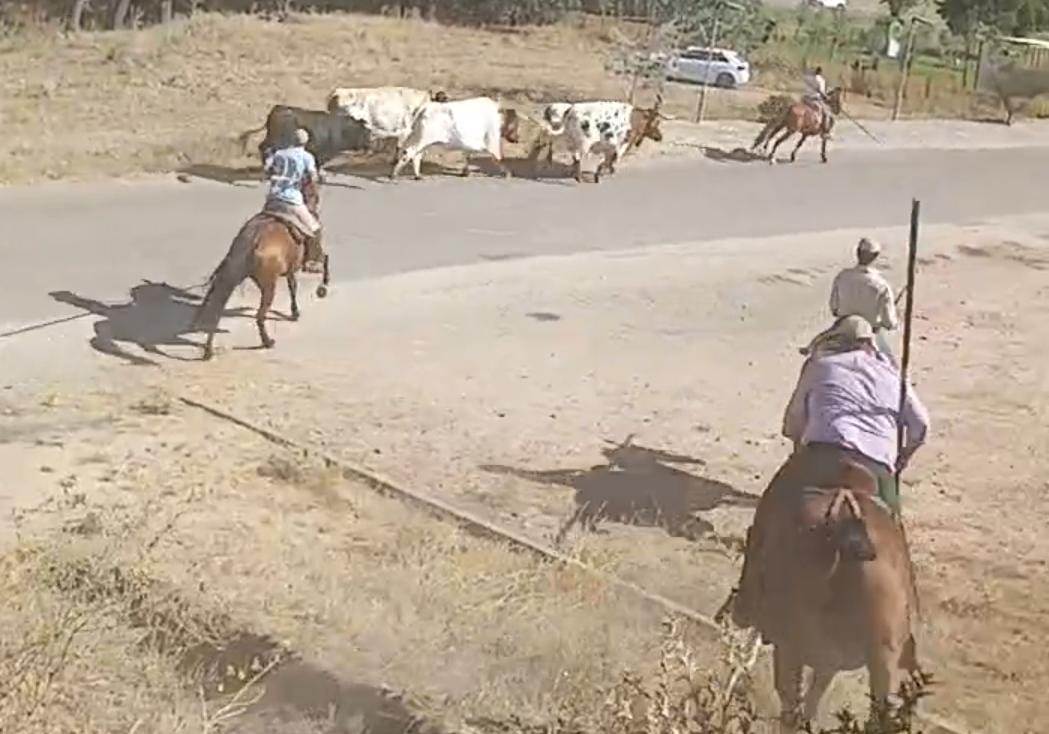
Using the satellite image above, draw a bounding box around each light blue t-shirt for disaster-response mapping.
[265,145,317,207]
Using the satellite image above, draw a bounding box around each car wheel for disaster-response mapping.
[716,72,736,89]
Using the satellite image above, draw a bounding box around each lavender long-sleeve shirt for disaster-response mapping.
[782,348,930,471]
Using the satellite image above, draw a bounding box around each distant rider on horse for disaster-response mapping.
[263,128,324,273]
[732,314,930,628]
[830,237,899,362]
[802,65,834,133]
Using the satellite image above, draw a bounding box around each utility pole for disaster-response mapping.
[892,15,933,121]
[694,0,744,124]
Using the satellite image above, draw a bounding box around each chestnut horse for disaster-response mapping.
[193,181,330,360]
[731,445,919,732]
[751,88,844,165]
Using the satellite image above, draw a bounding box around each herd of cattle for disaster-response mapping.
[239,85,671,183]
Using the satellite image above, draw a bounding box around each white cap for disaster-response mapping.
[294,128,310,145]
[858,237,881,256]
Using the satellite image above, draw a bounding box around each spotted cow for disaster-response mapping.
[539,97,666,182]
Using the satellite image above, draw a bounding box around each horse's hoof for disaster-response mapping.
[262,339,275,349]
[413,175,422,181]
[202,350,214,362]
[316,284,328,299]
[290,312,300,322]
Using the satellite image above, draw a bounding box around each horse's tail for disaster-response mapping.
[826,488,877,562]
[752,116,784,151]
[751,119,774,150]
[192,218,262,330]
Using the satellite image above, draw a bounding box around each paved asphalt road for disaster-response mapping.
[2,145,1049,331]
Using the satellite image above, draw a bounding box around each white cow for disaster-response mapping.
[326,86,448,162]
[556,97,665,183]
[391,97,521,180]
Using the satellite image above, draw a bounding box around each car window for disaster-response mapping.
[712,52,729,63]
[682,50,711,61]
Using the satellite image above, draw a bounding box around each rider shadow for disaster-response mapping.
[49,281,248,366]
[701,146,766,164]
[481,434,757,545]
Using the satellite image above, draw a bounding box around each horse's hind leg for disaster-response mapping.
[789,134,809,163]
[286,272,300,321]
[768,129,793,165]
[773,645,804,733]
[866,636,907,729]
[802,663,837,723]
[256,278,277,349]
[202,328,217,361]
[820,135,829,164]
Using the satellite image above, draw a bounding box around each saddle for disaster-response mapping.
[256,210,325,268]
[779,446,880,531]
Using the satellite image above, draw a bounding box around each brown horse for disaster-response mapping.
[192,182,330,361]
[751,88,844,165]
[732,445,918,732]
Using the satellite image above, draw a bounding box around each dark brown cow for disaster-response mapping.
[237,105,372,168]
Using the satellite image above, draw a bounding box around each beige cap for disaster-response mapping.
[832,314,875,341]
[294,128,310,145]
[857,237,881,256]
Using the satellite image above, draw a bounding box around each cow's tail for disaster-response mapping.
[192,219,260,330]
[236,123,267,153]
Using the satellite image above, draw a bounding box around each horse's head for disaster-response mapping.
[827,87,845,114]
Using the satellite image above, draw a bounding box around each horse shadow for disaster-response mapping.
[188,633,439,734]
[481,435,757,545]
[178,163,262,187]
[48,281,248,366]
[702,145,766,164]
[179,163,364,191]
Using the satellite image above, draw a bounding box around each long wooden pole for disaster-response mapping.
[895,198,920,483]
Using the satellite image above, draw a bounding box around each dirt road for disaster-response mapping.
[4,143,1049,334]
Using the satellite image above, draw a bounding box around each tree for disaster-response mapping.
[882,0,921,20]
[937,0,1049,36]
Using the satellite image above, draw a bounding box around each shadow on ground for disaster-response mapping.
[178,163,263,186]
[201,634,440,734]
[180,149,578,187]
[702,146,767,164]
[49,281,248,366]
[482,434,756,544]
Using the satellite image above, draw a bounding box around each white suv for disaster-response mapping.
[666,47,752,89]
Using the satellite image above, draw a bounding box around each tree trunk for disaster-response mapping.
[161,0,173,22]
[69,0,89,30]
[112,0,132,28]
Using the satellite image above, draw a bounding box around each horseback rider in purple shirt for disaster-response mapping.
[733,315,930,627]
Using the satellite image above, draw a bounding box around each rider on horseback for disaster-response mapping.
[802,65,834,134]
[732,314,930,629]
[263,128,324,273]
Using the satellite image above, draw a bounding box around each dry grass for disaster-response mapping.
[0,10,1008,186]
[0,383,933,734]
